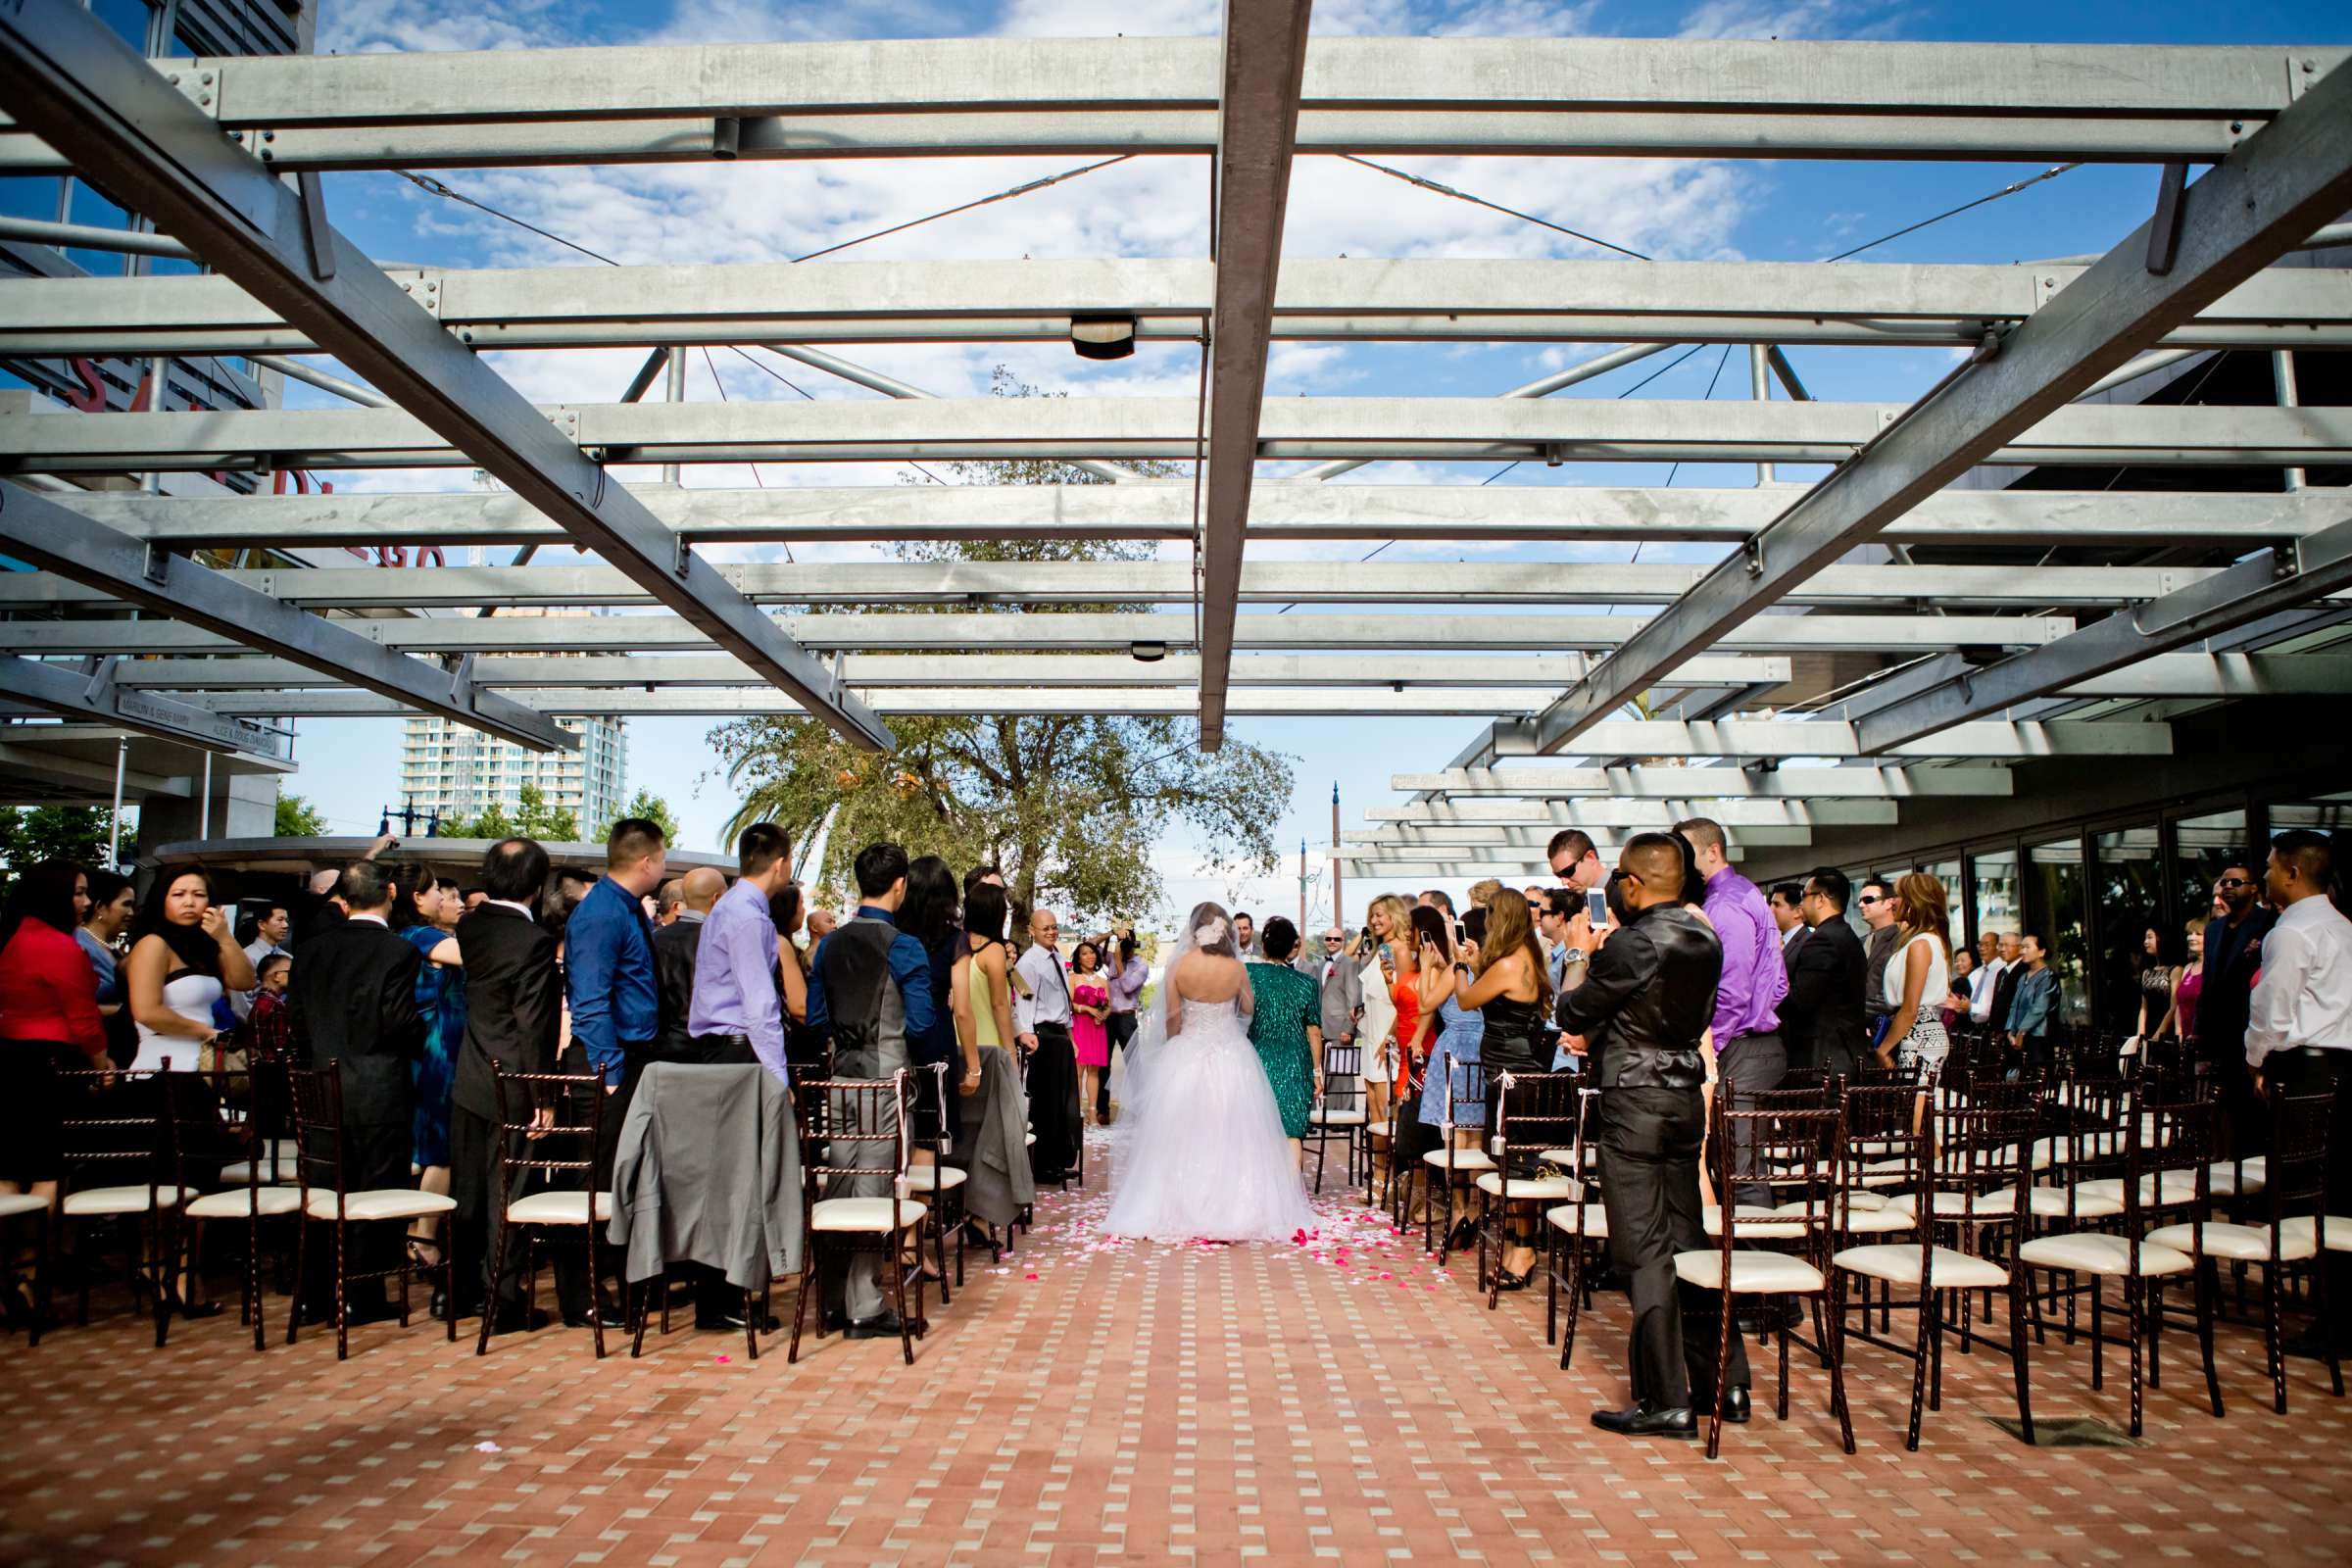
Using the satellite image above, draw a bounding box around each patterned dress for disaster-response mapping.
[405,923,466,1169]
[1245,960,1321,1139]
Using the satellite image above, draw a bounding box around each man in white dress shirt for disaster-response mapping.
[2246,830,2352,1358]
[1014,908,1083,1183]
[1969,932,2012,1028]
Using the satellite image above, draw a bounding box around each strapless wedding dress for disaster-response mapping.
[1103,996,1317,1243]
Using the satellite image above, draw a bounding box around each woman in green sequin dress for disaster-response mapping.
[1245,917,1325,1167]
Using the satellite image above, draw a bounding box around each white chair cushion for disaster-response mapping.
[1421,1148,1495,1171]
[1886,1189,2019,1220]
[1702,1203,1809,1240]
[186,1186,304,1220]
[2012,1185,2125,1221]
[1833,1243,2008,1289]
[1834,1204,1917,1235]
[810,1197,928,1233]
[2017,1231,2193,1277]
[1309,1107,1368,1126]
[2146,1220,2315,1264]
[1544,1202,1607,1238]
[1474,1170,1580,1200]
[2281,1215,2352,1252]
[1674,1250,1826,1294]
[1023,1131,1037,1146]
[63,1184,198,1215]
[305,1189,459,1222]
[1838,1189,1891,1212]
[2206,1157,2269,1198]
[0,1192,50,1220]
[219,1158,303,1187]
[904,1164,968,1191]
[2076,1170,2202,1208]
[505,1190,613,1225]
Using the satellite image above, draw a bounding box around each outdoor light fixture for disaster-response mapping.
[1130,641,1168,662]
[1070,313,1138,361]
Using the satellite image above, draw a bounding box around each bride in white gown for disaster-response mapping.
[1103,903,1318,1244]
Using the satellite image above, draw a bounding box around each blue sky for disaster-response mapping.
[11,0,2347,928]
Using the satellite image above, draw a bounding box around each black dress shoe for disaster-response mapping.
[1592,1401,1697,1439]
[845,1310,906,1341]
[486,1304,550,1335]
[563,1306,629,1331]
[428,1288,450,1322]
[344,1297,403,1327]
[697,1308,781,1333]
[820,1306,848,1334]
[1690,1385,1752,1424]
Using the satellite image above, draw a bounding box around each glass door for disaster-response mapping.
[2093,823,2163,1034]
[2028,836,2089,1028]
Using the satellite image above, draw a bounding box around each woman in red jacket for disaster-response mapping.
[0,858,103,1325]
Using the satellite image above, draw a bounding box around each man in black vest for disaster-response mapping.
[289,858,422,1323]
[1781,868,1869,1079]
[653,865,726,1061]
[449,838,566,1331]
[2200,858,2278,1155]
[1557,832,1749,1440]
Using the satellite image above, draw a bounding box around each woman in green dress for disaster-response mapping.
[1245,916,1325,1169]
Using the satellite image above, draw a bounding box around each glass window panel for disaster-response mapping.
[2029,838,2089,1028]
[2268,793,2352,834]
[2173,808,2250,932]
[1972,849,2019,953]
[2093,824,2164,1034]
[1925,859,1965,955]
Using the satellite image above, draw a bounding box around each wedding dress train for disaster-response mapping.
[1102,996,1318,1244]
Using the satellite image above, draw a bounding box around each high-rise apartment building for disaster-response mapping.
[397,713,627,837]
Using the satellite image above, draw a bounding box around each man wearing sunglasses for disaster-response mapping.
[1313,928,1362,1060]
[2199,858,2278,1157]
[1856,879,1900,1052]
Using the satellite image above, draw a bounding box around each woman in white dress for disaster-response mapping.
[126,868,253,1076]
[1104,903,1317,1244]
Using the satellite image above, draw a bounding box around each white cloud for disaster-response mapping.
[1677,0,1905,39]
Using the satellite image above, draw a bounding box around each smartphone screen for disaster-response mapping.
[1586,889,1609,924]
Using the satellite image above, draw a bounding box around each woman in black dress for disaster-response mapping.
[1451,889,1554,1286]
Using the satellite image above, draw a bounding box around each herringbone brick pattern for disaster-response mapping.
[5,1128,2350,1566]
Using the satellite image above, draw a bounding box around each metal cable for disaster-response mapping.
[1821,164,2082,263]
[1336,155,1651,261]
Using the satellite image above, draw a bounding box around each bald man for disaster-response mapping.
[1556,832,1749,1441]
[652,865,729,1061]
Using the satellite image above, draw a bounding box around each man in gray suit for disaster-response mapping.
[1312,925,1363,1059]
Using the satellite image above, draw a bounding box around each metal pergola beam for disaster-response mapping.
[1348,824,1816,848]
[55,483,2349,552]
[1391,765,2017,799]
[1196,0,1312,750]
[1856,519,2352,752]
[0,657,288,759]
[1520,55,2352,759]
[0,559,2302,612]
[1366,799,1898,827]
[0,39,2332,173]
[0,611,2071,657]
[9,397,2345,472]
[0,480,575,752]
[0,0,891,753]
[104,652,1792,693]
[10,259,2348,355]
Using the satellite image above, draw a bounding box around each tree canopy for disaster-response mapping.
[710,369,1293,925]
[0,805,132,896]
[595,787,680,847]
[273,792,329,837]
[437,782,579,844]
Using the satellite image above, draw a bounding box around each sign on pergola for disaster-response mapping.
[0,0,2348,850]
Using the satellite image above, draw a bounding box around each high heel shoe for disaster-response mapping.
[1446,1218,1480,1253]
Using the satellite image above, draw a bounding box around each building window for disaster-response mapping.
[2027,837,2088,1028]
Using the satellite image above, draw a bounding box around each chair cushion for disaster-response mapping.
[811,1197,928,1233]
[1833,1243,2008,1289]
[2146,1220,2315,1264]
[1838,1189,1891,1212]
[1309,1107,1368,1126]
[1534,1148,1584,1171]
[2206,1156,2269,1198]
[186,1186,305,1220]
[2281,1215,2352,1253]
[505,1190,613,1225]
[1701,1203,1809,1240]
[904,1164,968,1192]
[305,1189,459,1222]
[219,1158,304,1187]
[1886,1189,2020,1220]
[1674,1250,1826,1294]
[2012,1185,2125,1221]
[63,1184,199,1215]
[1474,1170,1580,1200]
[2017,1231,2193,1277]
[1023,1131,1036,1146]
[2076,1171,2203,1208]
[1544,1202,1607,1238]
[1833,1204,1917,1235]
[1421,1148,1496,1171]
[0,1192,50,1220]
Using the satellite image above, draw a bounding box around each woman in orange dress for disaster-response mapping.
[1365,893,1423,1212]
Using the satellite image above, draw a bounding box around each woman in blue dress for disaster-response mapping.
[1416,906,1485,1252]
[393,866,466,1274]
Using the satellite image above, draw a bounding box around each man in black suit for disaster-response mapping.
[449,837,565,1330]
[2199,858,2278,1156]
[653,865,726,1061]
[1781,867,1869,1078]
[289,858,423,1322]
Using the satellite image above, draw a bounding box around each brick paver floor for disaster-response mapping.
[6,1126,2352,1566]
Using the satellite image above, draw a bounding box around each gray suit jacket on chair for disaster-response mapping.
[607,1062,803,1291]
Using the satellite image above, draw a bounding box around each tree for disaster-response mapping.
[710,368,1294,926]
[513,782,579,843]
[595,787,679,846]
[0,805,134,897]
[273,792,329,837]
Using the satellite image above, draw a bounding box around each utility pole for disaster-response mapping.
[1298,837,1307,930]
[1329,782,1343,934]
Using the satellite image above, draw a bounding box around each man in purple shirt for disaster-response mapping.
[687,822,794,1083]
[1676,817,1790,1209]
